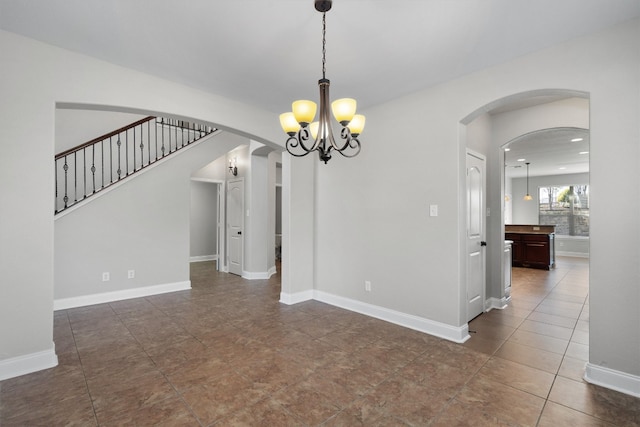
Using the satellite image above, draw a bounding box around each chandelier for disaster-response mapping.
[524,162,533,201]
[279,0,365,164]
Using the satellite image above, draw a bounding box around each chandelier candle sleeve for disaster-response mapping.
[279,0,365,164]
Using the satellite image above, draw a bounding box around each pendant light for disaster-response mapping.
[279,0,364,164]
[524,162,533,201]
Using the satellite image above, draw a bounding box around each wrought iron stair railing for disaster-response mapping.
[55,116,217,214]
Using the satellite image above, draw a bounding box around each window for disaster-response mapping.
[538,185,589,236]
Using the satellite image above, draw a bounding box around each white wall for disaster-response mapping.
[244,143,280,278]
[56,109,147,154]
[192,155,228,182]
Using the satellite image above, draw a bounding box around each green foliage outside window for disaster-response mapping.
[539,185,589,236]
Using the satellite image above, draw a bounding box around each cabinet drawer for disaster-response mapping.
[523,234,549,242]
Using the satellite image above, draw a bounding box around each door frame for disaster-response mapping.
[190,178,224,270]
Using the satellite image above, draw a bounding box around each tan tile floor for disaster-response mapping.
[1,257,639,425]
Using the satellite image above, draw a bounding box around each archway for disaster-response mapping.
[461,89,589,318]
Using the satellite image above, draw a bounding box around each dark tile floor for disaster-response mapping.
[1,257,639,426]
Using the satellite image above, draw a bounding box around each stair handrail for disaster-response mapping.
[54,116,218,214]
[55,116,156,160]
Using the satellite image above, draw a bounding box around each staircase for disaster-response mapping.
[55,116,217,214]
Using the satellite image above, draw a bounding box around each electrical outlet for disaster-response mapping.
[127,270,135,279]
[365,280,372,292]
[102,272,110,282]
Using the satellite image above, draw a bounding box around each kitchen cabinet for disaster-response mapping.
[505,225,556,270]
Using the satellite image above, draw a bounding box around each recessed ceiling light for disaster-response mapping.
[579,151,589,155]
[517,158,526,162]
[504,148,511,152]
[559,167,567,170]
[571,138,584,142]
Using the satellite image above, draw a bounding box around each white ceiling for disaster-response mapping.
[504,127,590,178]
[1,0,635,176]
[1,0,639,115]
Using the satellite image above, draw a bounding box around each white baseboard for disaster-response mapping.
[557,251,589,258]
[242,266,277,280]
[314,291,470,343]
[268,265,277,278]
[54,281,192,310]
[485,296,510,311]
[190,255,218,263]
[279,290,314,305]
[0,345,58,381]
[584,363,640,398]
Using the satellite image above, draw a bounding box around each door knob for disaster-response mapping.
[480,241,487,246]
[238,231,242,235]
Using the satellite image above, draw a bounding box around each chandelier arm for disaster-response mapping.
[285,128,317,157]
[331,127,355,151]
[316,142,333,163]
[335,143,361,158]
[285,136,309,157]
[334,131,361,158]
[297,127,316,152]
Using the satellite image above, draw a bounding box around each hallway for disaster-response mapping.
[1,258,638,425]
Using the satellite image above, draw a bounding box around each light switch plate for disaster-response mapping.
[429,204,438,217]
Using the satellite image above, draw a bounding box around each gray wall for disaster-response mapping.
[0,27,281,379]
[55,132,245,300]
[190,181,218,259]
[0,19,638,393]
[312,20,639,381]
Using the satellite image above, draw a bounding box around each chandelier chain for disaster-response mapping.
[322,12,326,79]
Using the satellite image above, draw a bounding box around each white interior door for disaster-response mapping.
[227,179,244,276]
[466,150,486,322]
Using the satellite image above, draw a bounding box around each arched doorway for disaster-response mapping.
[461,89,590,320]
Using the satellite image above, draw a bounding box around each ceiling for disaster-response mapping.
[1,0,639,115]
[504,127,590,178]
[0,1,635,176]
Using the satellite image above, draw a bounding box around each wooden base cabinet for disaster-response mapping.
[505,232,555,270]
